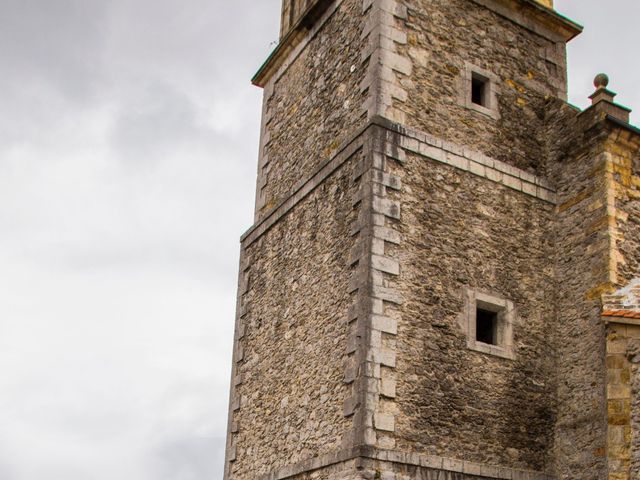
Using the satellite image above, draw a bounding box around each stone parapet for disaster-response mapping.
[602,280,640,480]
[602,318,640,480]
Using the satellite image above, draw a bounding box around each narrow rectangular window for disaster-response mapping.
[471,74,488,106]
[462,288,515,359]
[476,308,498,345]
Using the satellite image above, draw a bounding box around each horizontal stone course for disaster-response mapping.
[251,446,556,480]
[242,115,558,253]
[394,122,557,203]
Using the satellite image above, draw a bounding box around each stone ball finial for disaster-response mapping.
[594,73,610,89]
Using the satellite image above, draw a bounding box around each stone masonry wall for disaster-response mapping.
[633,350,640,479]
[228,150,362,479]
[388,142,557,472]
[544,101,640,480]
[268,459,362,480]
[601,130,640,480]
[545,104,612,480]
[608,130,640,286]
[280,0,320,38]
[257,0,367,219]
[356,455,554,480]
[392,0,568,175]
[603,321,639,480]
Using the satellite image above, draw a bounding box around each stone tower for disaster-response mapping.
[225,1,640,479]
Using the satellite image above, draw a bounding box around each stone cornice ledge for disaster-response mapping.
[241,115,557,248]
[257,447,357,480]
[240,120,369,247]
[470,0,582,42]
[256,446,555,480]
[378,116,557,204]
[252,0,582,89]
[252,0,337,88]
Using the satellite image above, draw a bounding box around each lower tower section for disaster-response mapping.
[225,137,365,478]
[226,118,562,480]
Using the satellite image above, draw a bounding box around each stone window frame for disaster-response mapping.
[459,62,501,120]
[460,287,515,360]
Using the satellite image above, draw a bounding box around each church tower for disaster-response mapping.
[225,1,640,479]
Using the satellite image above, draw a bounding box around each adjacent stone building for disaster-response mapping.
[224,1,640,479]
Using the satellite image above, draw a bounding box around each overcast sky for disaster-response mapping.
[0,1,637,479]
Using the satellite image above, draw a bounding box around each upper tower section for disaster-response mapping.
[280,0,554,40]
[252,0,581,222]
[368,0,581,175]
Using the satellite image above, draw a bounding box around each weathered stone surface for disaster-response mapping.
[226,1,639,479]
[395,0,568,175]
[257,0,367,219]
[389,148,556,472]
[229,151,361,478]
[544,100,640,480]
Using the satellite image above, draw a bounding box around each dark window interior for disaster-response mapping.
[476,308,498,345]
[471,75,487,106]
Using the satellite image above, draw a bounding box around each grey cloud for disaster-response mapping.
[0,0,109,102]
[0,453,16,480]
[559,0,639,110]
[0,1,637,480]
[109,82,213,165]
[152,435,226,480]
[0,3,276,479]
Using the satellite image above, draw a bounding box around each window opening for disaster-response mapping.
[461,288,514,359]
[476,308,498,345]
[471,74,488,106]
